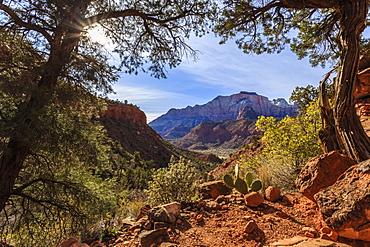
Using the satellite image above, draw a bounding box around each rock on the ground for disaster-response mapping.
[199,180,232,199]
[269,236,351,246]
[295,151,356,201]
[265,186,281,202]
[148,202,180,224]
[159,243,178,247]
[204,200,221,211]
[320,226,338,241]
[244,220,258,233]
[315,159,370,241]
[136,204,151,220]
[244,192,264,207]
[161,202,181,217]
[139,228,168,247]
[57,237,89,247]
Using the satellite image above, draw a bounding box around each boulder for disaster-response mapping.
[199,180,232,199]
[139,228,168,247]
[57,237,89,247]
[265,186,281,202]
[161,202,181,217]
[244,192,264,207]
[315,159,370,241]
[270,236,351,246]
[148,207,176,224]
[148,202,180,224]
[295,151,356,201]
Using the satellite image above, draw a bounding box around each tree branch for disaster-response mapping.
[279,0,339,9]
[12,178,81,195]
[84,8,188,27]
[0,3,53,43]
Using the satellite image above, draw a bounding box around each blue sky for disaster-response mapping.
[105,34,328,122]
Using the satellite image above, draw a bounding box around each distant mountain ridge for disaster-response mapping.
[149,91,297,139]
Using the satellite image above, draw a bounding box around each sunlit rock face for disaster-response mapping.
[149,91,297,139]
[102,101,146,124]
[355,56,370,135]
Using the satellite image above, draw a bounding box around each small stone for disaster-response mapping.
[320,227,338,241]
[196,214,203,223]
[154,222,168,230]
[243,216,253,221]
[265,186,281,202]
[190,212,197,219]
[305,232,315,238]
[204,200,221,211]
[244,220,258,233]
[244,192,264,207]
[144,220,152,230]
[298,227,318,237]
[215,195,227,203]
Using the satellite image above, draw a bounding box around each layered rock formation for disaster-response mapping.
[149,91,296,139]
[102,101,146,124]
[100,101,181,167]
[169,119,259,151]
[315,160,370,241]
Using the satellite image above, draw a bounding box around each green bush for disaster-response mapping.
[239,100,323,192]
[147,156,199,205]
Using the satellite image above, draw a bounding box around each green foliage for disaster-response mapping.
[0,1,216,245]
[240,99,323,191]
[222,165,262,194]
[289,85,318,112]
[147,156,199,205]
[223,174,235,188]
[216,1,369,67]
[255,100,322,167]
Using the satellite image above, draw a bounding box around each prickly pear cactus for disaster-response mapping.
[234,177,248,194]
[223,174,235,188]
[250,180,262,192]
[245,172,253,187]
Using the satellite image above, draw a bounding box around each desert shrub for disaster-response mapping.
[239,100,322,192]
[146,156,199,205]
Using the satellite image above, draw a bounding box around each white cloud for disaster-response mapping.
[178,34,327,99]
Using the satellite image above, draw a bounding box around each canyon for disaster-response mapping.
[149,91,296,154]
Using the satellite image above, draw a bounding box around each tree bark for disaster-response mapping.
[0,2,87,212]
[321,0,370,162]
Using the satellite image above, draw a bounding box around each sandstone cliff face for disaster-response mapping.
[100,101,180,167]
[102,101,146,124]
[150,91,296,138]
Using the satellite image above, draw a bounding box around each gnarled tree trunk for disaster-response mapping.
[319,0,370,162]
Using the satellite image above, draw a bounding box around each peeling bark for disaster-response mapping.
[331,0,370,162]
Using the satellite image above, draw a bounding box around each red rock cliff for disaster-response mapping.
[102,102,147,124]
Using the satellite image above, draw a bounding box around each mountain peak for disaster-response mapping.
[149,92,296,139]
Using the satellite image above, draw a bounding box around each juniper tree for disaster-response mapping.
[216,0,370,162]
[0,0,216,232]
